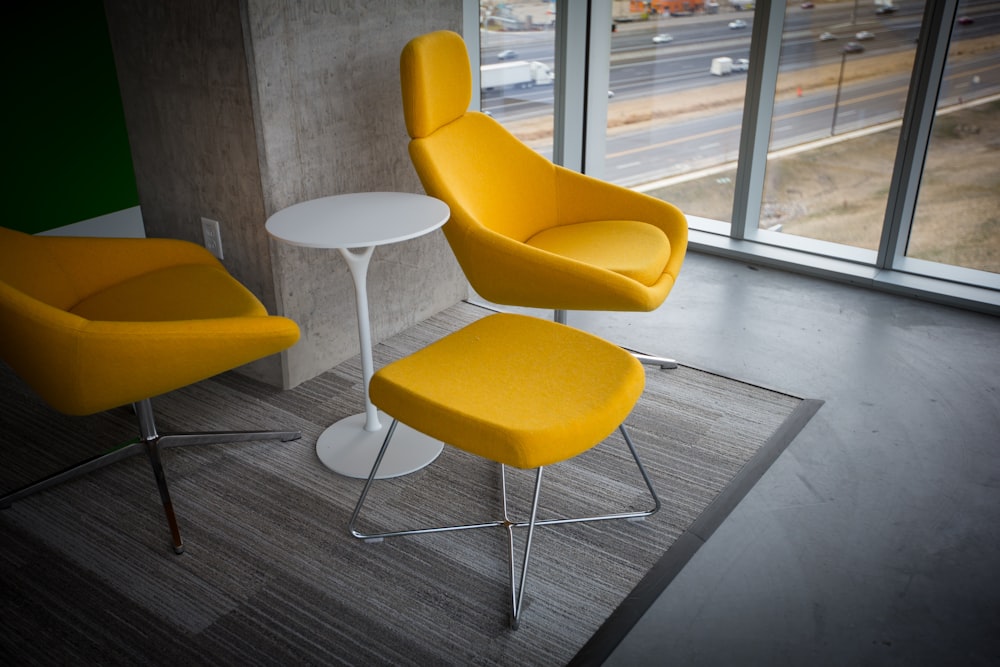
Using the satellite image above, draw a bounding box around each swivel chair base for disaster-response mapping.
[554,309,678,369]
[0,398,301,554]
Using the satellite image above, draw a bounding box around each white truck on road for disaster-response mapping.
[710,57,733,76]
[480,61,555,91]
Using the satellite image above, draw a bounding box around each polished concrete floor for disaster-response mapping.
[480,252,1000,666]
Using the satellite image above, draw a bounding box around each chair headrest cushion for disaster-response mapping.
[400,30,472,139]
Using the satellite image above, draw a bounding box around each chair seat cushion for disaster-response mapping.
[69,264,267,322]
[369,313,644,469]
[525,220,671,286]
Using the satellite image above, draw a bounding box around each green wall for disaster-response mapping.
[2,2,138,234]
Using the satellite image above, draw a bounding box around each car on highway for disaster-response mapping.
[497,49,518,61]
[801,2,815,8]
[957,16,974,25]
[819,31,837,41]
[732,58,750,72]
[856,31,875,40]
[843,41,865,53]
[728,19,747,29]
[652,33,674,44]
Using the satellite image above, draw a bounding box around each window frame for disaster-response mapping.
[464,0,1000,313]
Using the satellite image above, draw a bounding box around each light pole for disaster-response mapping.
[832,51,847,135]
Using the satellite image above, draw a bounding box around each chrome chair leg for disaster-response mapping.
[0,439,145,509]
[143,437,185,554]
[506,466,543,630]
[632,353,678,369]
[1,398,301,554]
[349,419,660,628]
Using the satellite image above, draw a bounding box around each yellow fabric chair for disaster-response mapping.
[400,30,688,364]
[349,313,659,628]
[0,226,301,553]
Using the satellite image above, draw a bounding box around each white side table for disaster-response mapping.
[266,192,450,479]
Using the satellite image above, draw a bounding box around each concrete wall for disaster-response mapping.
[104,0,467,388]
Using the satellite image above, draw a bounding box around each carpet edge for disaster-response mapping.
[567,398,824,667]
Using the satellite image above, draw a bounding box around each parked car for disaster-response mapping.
[732,58,750,72]
[728,19,747,29]
[819,32,837,41]
[652,33,674,44]
[497,49,518,61]
[856,31,875,40]
[843,41,865,53]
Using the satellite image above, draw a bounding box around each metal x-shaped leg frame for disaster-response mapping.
[349,419,660,629]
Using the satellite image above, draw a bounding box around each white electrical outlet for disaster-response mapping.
[201,217,224,259]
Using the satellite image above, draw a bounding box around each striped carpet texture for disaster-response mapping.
[0,301,819,666]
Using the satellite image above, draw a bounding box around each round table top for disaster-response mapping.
[265,192,450,249]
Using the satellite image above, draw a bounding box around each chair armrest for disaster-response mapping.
[444,204,675,312]
[65,317,301,414]
[554,166,688,280]
[0,286,299,416]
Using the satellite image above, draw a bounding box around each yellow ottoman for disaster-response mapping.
[348,313,660,629]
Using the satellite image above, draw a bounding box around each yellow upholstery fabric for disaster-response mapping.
[69,264,265,321]
[400,31,472,140]
[526,220,671,286]
[369,314,645,469]
[0,226,300,416]
[400,30,688,312]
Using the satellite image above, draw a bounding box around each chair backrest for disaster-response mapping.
[0,228,97,414]
[399,31,687,313]
[0,226,83,310]
[400,30,559,245]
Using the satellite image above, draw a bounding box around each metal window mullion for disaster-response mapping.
[730,0,785,240]
[582,0,612,178]
[553,0,591,171]
[465,0,482,112]
[877,0,958,270]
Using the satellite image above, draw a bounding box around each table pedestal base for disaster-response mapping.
[316,412,444,479]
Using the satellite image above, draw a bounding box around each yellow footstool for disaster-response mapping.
[348,313,660,628]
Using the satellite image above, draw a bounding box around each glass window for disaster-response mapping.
[468,0,999,308]
[604,2,750,226]
[758,1,918,252]
[479,1,557,159]
[908,3,1000,275]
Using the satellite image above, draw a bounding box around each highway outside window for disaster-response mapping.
[479,2,557,158]
[604,1,751,229]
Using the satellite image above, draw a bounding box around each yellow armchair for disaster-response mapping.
[0,226,301,553]
[400,30,688,327]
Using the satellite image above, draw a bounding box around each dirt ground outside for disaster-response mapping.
[504,36,1000,274]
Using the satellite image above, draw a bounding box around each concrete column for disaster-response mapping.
[104,0,468,388]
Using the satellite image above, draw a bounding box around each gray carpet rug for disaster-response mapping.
[0,301,820,666]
